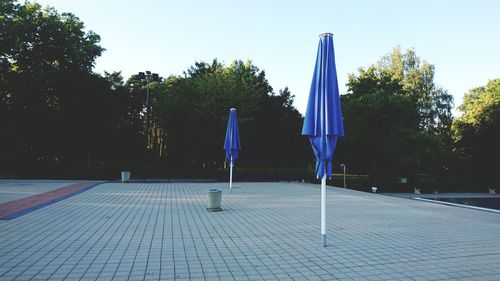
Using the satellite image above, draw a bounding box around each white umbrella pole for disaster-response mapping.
[229,155,233,192]
[321,173,326,247]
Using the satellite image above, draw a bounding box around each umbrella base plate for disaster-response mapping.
[207,208,222,212]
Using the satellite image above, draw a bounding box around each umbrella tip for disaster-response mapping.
[319,32,333,37]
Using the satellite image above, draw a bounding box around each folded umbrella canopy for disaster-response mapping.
[224,108,241,192]
[302,33,344,247]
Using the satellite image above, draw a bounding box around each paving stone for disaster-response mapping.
[0,182,499,280]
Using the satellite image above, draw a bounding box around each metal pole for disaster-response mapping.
[321,172,326,247]
[229,155,233,192]
[341,164,346,188]
[145,75,150,149]
[143,75,150,183]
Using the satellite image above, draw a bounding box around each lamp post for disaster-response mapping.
[137,71,159,147]
[340,164,346,188]
[137,71,159,181]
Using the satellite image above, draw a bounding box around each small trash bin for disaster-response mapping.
[207,188,222,212]
[121,171,131,183]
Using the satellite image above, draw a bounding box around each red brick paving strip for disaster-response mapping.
[0,182,99,219]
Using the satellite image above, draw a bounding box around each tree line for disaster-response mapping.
[1,1,498,191]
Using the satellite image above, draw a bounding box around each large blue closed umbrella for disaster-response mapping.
[302,33,344,247]
[224,108,241,192]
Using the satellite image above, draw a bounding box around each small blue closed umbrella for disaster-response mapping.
[224,108,241,192]
[302,33,344,247]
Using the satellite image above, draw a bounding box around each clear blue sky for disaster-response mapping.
[34,0,500,115]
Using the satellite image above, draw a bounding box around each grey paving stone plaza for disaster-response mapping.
[1,182,499,281]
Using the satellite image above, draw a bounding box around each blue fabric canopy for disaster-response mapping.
[302,33,344,179]
[224,108,241,166]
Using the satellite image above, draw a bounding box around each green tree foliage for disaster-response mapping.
[339,91,423,184]
[348,47,453,133]
[123,72,164,163]
[452,79,500,187]
[0,1,307,178]
[338,47,454,189]
[101,71,148,167]
[0,1,105,165]
[154,59,308,168]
